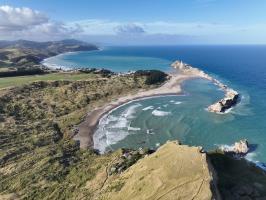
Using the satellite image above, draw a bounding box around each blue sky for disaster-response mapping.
[1,0,266,44]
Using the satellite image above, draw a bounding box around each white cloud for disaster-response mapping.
[0,5,48,31]
[0,5,83,41]
[25,22,83,39]
[68,19,120,35]
[114,24,145,35]
[71,19,240,36]
[1,5,266,44]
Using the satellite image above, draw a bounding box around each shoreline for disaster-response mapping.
[171,61,239,113]
[74,62,231,150]
[75,61,241,151]
[41,48,102,71]
[74,70,200,149]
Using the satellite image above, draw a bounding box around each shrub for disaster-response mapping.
[135,70,167,85]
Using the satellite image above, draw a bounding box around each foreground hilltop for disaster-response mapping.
[98,141,220,200]
[0,39,98,70]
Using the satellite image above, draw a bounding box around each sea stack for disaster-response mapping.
[220,139,249,155]
[233,139,249,154]
[208,89,239,113]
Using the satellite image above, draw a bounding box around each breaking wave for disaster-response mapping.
[93,103,141,153]
[142,106,154,111]
[151,110,171,117]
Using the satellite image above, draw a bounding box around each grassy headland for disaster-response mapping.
[0,39,98,77]
[0,70,167,199]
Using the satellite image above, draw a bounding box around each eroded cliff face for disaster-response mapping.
[95,141,220,200]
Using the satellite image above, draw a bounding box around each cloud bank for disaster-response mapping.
[0,5,82,41]
[0,5,48,31]
[1,5,266,44]
[114,24,146,35]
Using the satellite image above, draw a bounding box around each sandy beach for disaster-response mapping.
[74,61,239,150]
[74,66,204,149]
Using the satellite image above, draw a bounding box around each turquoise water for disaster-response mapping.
[45,46,266,165]
[42,47,172,72]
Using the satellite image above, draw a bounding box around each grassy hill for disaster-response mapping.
[0,39,98,70]
[0,70,166,199]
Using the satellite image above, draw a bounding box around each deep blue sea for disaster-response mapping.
[44,46,266,165]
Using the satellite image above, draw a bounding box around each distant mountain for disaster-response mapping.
[0,39,98,52]
[0,39,98,68]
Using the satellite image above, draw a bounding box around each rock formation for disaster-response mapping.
[172,60,239,113]
[208,89,239,113]
[233,139,249,154]
[220,139,249,155]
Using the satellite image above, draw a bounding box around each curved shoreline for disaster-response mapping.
[41,48,102,70]
[74,70,199,149]
[74,61,239,150]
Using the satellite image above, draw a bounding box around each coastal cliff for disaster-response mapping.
[94,141,221,200]
[171,60,239,113]
[91,141,266,200]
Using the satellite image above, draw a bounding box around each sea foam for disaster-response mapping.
[142,106,154,111]
[152,110,171,116]
[93,103,141,153]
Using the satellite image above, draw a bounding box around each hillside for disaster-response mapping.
[0,70,166,199]
[0,39,98,69]
[98,141,220,200]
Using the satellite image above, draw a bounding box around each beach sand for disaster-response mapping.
[74,68,201,149]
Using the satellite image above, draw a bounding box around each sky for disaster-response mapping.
[0,0,266,45]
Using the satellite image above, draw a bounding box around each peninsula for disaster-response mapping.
[76,60,240,150]
[171,61,239,113]
[0,39,98,77]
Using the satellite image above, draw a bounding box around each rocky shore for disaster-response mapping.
[220,139,250,155]
[171,60,239,113]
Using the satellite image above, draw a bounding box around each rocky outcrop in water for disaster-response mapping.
[233,139,249,154]
[172,60,239,113]
[220,139,249,155]
[208,89,239,113]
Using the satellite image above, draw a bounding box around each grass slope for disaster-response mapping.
[0,72,100,89]
[0,72,160,199]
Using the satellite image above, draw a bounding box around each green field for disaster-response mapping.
[0,72,98,89]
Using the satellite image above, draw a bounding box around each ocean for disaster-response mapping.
[44,46,266,165]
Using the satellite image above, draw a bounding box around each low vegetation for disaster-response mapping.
[135,70,167,85]
[0,39,98,77]
[0,71,162,199]
[0,72,101,89]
